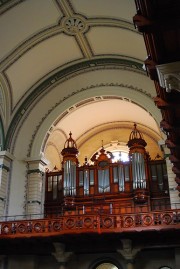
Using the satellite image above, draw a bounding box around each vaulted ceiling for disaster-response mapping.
[0,0,164,168]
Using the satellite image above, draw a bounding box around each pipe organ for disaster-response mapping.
[45,125,170,216]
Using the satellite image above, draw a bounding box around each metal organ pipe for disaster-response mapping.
[63,160,76,196]
[132,152,146,189]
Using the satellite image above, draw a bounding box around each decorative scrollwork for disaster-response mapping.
[53,221,61,231]
[17,223,26,233]
[83,217,93,228]
[2,225,10,234]
[162,213,172,224]
[34,223,42,232]
[142,215,153,226]
[65,17,85,33]
[65,218,75,229]
[103,217,113,228]
[61,15,88,36]
[123,216,134,227]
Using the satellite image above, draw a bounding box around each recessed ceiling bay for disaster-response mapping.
[44,97,163,169]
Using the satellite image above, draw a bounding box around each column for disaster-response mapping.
[0,151,14,217]
[52,242,73,269]
[117,239,140,269]
[26,157,47,218]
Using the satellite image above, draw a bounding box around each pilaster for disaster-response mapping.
[0,151,14,217]
[26,157,47,217]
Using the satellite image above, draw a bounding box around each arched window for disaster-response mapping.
[90,258,121,269]
[96,263,118,269]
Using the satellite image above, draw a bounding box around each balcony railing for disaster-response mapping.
[0,204,180,239]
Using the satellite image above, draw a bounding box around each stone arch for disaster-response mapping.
[29,86,161,159]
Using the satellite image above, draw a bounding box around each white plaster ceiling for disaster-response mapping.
[57,99,160,138]
[0,0,164,163]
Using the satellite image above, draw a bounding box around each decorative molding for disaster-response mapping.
[0,16,138,71]
[4,57,145,153]
[0,164,9,172]
[27,200,41,205]
[27,169,44,176]
[0,197,5,202]
[0,0,24,15]
[26,82,152,157]
[61,15,89,35]
[156,61,180,93]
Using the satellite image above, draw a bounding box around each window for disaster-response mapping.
[159,267,172,269]
[112,151,129,162]
[96,263,118,269]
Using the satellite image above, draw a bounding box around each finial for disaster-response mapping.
[134,123,137,129]
[84,156,88,165]
[101,140,104,148]
[69,131,72,138]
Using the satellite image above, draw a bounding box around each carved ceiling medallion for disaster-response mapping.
[61,15,88,35]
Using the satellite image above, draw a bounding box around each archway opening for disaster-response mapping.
[95,262,118,269]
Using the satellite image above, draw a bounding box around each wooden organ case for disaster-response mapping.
[44,126,170,217]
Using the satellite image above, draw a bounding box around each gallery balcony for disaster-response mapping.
[0,203,180,239]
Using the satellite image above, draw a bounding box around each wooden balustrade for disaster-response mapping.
[0,208,180,239]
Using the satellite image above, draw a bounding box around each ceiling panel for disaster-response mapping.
[70,0,136,21]
[0,0,61,61]
[6,34,83,108]
[86,27,146,60]
[57,99,160,139]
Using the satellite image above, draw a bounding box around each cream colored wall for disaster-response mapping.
[6,69,163,216]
